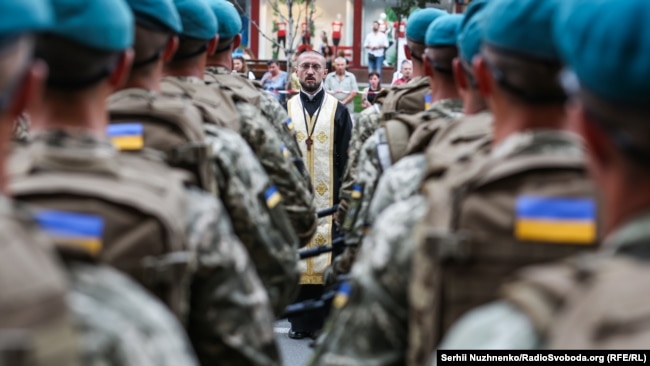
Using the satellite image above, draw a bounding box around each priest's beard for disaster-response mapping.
[300,80,322,94]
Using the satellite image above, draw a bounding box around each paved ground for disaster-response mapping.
[275,319,314,366]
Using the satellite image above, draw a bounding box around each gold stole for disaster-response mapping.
[288,92,338,284]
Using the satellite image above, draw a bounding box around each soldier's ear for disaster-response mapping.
[233,34,242,50]
[573,101,611,170]
[108,49,134,90]
[9,59,47,120]
[473,55,492,99]
[162,36,179,63]
[207,35,219,55]
[452,58,468,92]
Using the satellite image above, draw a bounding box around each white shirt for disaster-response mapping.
[364,31,389,57]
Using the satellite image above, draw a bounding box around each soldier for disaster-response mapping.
[203,0,307,185]
[5,0,201,365]
[105,0,282,364]
[328,13,464,285]
[162,0,301,317]
[336,8,447,226]
[408,0,601,363]
[438,0,650,352]
[9,0,279,365]
[203,0,317,247]
[0,1,79,365]
[313,1,600,364]
[367,0,492,239]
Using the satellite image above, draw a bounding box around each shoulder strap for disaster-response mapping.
[161,77,240,131]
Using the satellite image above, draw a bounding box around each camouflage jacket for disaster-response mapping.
[0,195,79,366]
[310,195,428,366]
[336,104,382,225]
[163,76,316,246]
[204,66,303,163]
[67,263,198,366]
[438,211,650,353]
[13,130,280,366]
[341,99,463,247]
[203,124,300,317]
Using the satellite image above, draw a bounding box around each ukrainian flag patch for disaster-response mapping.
[34,210,104,256]
[107,123,144,150]
[351,184,362,199]
[424,93,432,110]
[515,196,596,244]
[285,118,295,131]
[281,144,290,158]
[264,186,282,209]
[333,282,351,309]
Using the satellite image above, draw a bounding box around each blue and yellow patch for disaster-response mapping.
[281,144,290,159]
[107,123,144,150]
[264,186,282,209]
[351,184,362,200]
[285,118,295,131]
[515,196,596,244]
[34,210,104,256]
[424,93,433,110]
[333,282,351,309]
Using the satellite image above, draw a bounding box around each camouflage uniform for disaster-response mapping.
[67,263,198,366]
[204,66,303,164]
[162,76,302,315]
[311,195,428,366]
[337,76,430,224]
[163,75,316,245]
[12,114,30,142]
[439,212,650,351]
[0,195,79,366]
[340,99,463,249]
[203,123,301,316]
[12,131,280,366]
[369,111,493,226]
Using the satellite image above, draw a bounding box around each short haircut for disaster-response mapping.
[482,45,565,105]
[35,34,121,91]
[0,36,33,110]
[168,37,209,67]
[401,59,412,66]
[267,59,279,66]
[130,25,172,78]
[334,57,347,65]
[297,50,326,67]
[425,46,458,80]
[406,39,426,63]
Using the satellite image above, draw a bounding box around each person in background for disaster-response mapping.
[261,59,288,104]
[232,55,255,80]
[320,30,334,71]
[392,59,413,85]
[364,21,389,80]
[362,72,383,108]
[324,56,359,116]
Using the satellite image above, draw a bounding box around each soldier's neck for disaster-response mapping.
[429,81,460,103]
[36,89,109,134]
[491,103,566,147]
[164,55,208,80]
[463,92,487,115]
[206,52,231,71]
[119,62,164,92]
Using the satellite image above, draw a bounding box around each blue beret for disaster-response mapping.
[458,12,484,63]
[483,0,560,60]
[555,0,650,105]
[406,8,448,44]
[125,0,182,33]
[173,0,218,40]
[49,0,133,52]
[0,0,52,37]
[459,0,489,31]
[425,14,463,47]
[207,0,242,39]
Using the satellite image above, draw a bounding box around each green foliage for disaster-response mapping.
[391,0,440,21]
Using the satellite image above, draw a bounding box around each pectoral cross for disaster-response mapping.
[306,136,313,151]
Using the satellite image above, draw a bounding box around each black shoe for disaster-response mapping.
[288,329,314,340]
